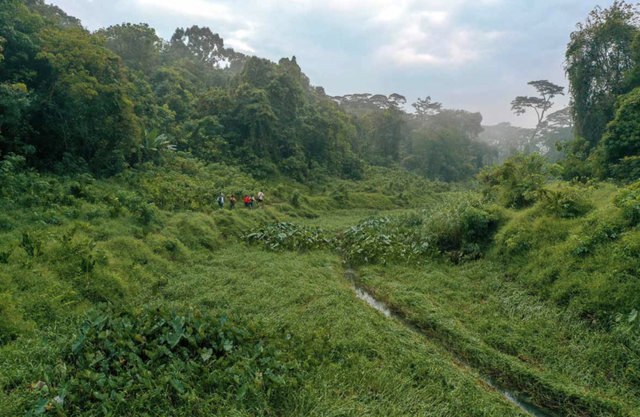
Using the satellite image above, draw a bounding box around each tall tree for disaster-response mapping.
[412,96,442,119]
[168,26,248,71]
[565,1,639,149]
[511,80,564,150]
[98,23,163,74]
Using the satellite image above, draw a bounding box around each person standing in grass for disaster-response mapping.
[230,195,236,210]
[257,190,264,208]
[250,195,256,210]
[217,193,224,209]
[244,195,251,208]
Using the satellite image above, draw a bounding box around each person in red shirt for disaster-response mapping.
[244,195,251,208]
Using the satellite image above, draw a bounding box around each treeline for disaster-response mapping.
[563,0,640,182]
[0,0,496,182]
[334,94,498,181]
[480,108,573,163]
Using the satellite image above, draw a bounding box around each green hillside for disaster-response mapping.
[3,1,640,416]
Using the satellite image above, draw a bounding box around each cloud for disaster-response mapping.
[131,0,504,67]
[225,24,257,53]
[366,1,504,67]
[51,0,586,126]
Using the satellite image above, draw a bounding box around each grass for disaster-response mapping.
[357,260,640,416]
[3,158,640,416]
[147,247,529,416]
[1,245,532,416]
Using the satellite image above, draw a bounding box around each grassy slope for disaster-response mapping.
[0,168,527,416]
[353,182,640,416]
[0,224,527,416]
[154,247,527,416]
[2,163,640,416]
[358,261,640,416]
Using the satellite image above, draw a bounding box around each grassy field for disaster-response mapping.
[357,261,640,416]
[2,161,640,416]
[1,222,530,415]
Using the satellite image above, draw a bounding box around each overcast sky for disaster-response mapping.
[48,0,612,127]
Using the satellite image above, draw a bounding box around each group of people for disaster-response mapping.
[217,191,264,210]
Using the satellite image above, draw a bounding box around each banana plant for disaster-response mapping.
[139,128,177,164]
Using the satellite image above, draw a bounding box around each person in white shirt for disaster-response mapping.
[257,191,264,208]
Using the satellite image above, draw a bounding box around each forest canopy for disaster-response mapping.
[0,0,504,182]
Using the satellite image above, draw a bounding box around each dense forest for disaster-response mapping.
[3,0,640,416]
[1,0,552,183]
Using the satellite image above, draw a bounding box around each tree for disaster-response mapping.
[405,127,477,181]
[26,0,81,29]
[511,80,564,149]
[565,1,639,149]
[430,109,483,139]
[601,87,640,179]
[412,96,442,119]
[538,107,574,161]
[168,25,247,70]
[32,27,141,173]
[98,23,163,74]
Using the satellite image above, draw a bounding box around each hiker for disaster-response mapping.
[257,191,264,208]
[217,193,224,209]
[244,195,251,208]
[250,195,256,210]
[230,195,236,210]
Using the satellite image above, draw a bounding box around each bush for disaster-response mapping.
[29,305,301,415]
[614,183,640,225]
[478,153,558,208]
[340,193,502,265]
[0,292,30,344]
[538,185,594,218]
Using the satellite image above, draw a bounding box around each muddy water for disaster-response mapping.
[344,269,556,417]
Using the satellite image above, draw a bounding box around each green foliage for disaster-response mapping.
[20,232,43,258]
[494,182,640,323]
[565,1,638,151]
[340,217,434,265]
[479,153,557,208]
[244,223,333,252]
[340,194,502,265]
[601,88,640,180]
[613,182,640,225]
[538,184,594,218]
[290,191,302,208]
[29,305,300,415]
[97,23,162,74]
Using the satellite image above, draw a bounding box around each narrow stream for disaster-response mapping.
[344,269,555,417]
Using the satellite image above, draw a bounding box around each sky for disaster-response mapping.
[47,0,614,127]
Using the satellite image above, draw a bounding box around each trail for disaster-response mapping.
[343,267,556,417]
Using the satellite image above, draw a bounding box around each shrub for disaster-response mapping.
[29,305,300,415]
[168,213,222,250]
[0,214,15,232]
[340,217,434,265]
[478,153,558,208]
[538,185,594,218]
[0,292,29,344]
[291,191,302,208]
[614,183,640,225]
[340,194,502,265]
